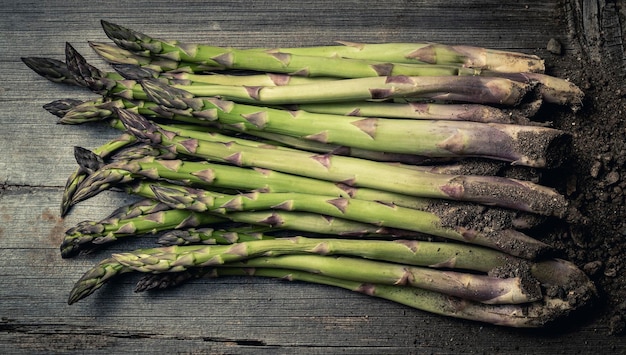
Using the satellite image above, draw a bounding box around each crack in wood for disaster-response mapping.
[203,336,267,346]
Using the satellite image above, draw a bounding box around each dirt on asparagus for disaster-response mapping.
[425,18,626,334]
[516,30,626,334]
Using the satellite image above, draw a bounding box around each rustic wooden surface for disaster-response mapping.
[1,0,625,353]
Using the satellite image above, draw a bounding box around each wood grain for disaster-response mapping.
[1,0,625,353]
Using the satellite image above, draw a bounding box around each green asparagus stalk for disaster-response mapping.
[98,22,583,107]
[68,250,163,304]
[43,98,87,118]
[159,70,333,86]
[89,41,219,73]
[61,203,226,258]
[60,97,519,167]
[141,79,567,167]
[147,183,550,258]
[143,265,590,328]
[115,108,569,218]
[118,179,433,240]
[70,151,433,210]
[241,40,546,73]
[115,249,539,305]
[157,226,273,246]
[118,236,523,274]
[71,147,545,227]
[97,198,173,223]
[101,21,483,79]
[117,177,544,259]
[53,97,440,164]
[290,100,537,124]
[66,42,532,107]
[60,133,137,216]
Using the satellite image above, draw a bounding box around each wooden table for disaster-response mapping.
[1,0,625,353]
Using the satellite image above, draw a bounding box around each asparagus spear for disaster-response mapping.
[94,30,546,74]
[241,41,546,73]
[61,204,226,258]
[97,22,582,107]
[147,183,549,258]
[157,226,273,246]
[115,108,569,218]
[159,70,334,86]
[97,198,172,222]
[72,146,546,228]
[73,257,591,328]
[115,251,539,305]
[144,265,590,328]
[89,41,219,73]
[101,21,484,79]
[117,179,434,240]
[70,149,435,210]
[65,42,533,107]
[118,236,522,274]
[60,134,138,216]
[141,79,567,167]
[290,100,537,124]
[21,57,84,86]
[91,41,338,86]
[51,97,442,164]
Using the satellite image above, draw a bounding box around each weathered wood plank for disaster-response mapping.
[1,0,625,353]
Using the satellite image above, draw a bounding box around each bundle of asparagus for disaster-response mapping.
[23,20,596,328]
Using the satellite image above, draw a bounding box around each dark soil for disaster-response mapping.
[525,3,626,335]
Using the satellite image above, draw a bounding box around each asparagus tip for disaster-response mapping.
[43,99,85,118]
[73,146,106,173]
[65,42,108,92]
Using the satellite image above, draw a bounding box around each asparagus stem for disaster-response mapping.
[165,266,588,328]
[291,101,537,124]
[141,79,567,167]
[113,243,540,304]
[157,226,273,246]
[55,97,440,164]
[71,152,433,210]
[240,41,546,73]
[160,70,333,86]
[119,236,520,274]
[121,178,542,258]
[121,179,431,240]
[97,198,173,223]
[101,21,484,79]
[89,41,579,109]
[89,41,219,74]
[57,133,137,216]
[71,258,591,328]
[115,108,569,218]
[147,183,550,258]
[61,207,227,258]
